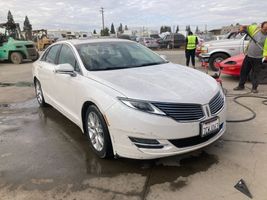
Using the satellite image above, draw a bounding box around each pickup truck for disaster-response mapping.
[200,32,249,70]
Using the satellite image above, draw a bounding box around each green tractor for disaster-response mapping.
[0,22,39,64]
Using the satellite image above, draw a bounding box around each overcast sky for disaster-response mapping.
[0,0,266,32]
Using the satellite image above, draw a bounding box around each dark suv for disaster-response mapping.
[161,33,186,49]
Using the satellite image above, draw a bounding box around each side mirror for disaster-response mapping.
[160,54,167,60]
[55,63,76,77]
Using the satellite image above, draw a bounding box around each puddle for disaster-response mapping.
[0,81,33,87]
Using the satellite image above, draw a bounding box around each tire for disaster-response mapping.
[85,105,113,158]
[167,43,172,49]
[10,52,23,64]
[209,53,229,71]
[34,79,47,107]
[32,52,39,62]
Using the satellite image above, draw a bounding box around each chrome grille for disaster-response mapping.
[209,92,224,114]
[152,102,204,121]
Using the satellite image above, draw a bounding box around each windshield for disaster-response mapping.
[75,41,167,71]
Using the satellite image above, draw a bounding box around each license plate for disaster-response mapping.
[200,117,220,137]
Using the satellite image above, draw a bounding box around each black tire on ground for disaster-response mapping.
[10,52,23,64]
[32,52,39,62]
[34,79,48,107]
[85,105,113,158]
[209,53,229,71]
[167,43,172,49]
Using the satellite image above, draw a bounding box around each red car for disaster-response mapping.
[216,54,245,76]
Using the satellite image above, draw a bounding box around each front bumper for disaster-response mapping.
[200,53,211,63]
[105,101,226,159]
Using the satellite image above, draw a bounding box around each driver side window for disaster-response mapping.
[58,45,80,72]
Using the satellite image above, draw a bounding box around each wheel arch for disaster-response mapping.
[81,101,110,134]
[209,51,231,58]
[81,100,115,157]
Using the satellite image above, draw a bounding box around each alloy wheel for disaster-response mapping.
[87,112,104,152]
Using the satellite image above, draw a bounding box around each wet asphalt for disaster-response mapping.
[0,99,218,192]
[1,51,267,199]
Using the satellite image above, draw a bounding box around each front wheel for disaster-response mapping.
[34,80,47,107]
[85,105,113,158]
[10,52,23,64]
[209,53,229,71]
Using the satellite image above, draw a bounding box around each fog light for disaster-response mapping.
[129,137,164,149]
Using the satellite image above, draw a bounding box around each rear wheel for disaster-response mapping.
[10,52,23,64]
[85,105,113,158]
[209,53,229,71]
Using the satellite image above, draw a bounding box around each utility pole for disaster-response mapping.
[100,7,105,31]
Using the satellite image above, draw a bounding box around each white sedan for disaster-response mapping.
[32,39,226,159]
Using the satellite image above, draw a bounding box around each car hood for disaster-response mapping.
[204,39,241,46]
[8,37,35,46]
[86,63,220,104]
[223,54,245,62]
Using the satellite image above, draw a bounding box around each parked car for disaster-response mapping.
[150,34,164,48]
[33,39,226,159]
[200,32,249,70]
[117,34,131,40]
[161,33,186,49]
[217,54,267,83]
[139,37,160,49]
[217,54,244,76]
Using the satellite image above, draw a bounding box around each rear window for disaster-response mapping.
[174,34,185,40]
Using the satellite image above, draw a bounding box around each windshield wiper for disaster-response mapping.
[134,61,168,67]
[89,61,168,71]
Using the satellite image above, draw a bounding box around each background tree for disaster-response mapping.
[175,25,179,33]
[23,16,32,40]
[93,30,97,34]
[118,23,123,34]
[125,25,128,31]
[186,25,191,34]
[160,26,172,33]
[110,23,115,34]
[101,27,110,36]
[195,26,200,34]
[6,10,17,39]
[7,10,15,23]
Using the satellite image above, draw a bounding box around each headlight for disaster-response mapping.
[201,46,209,53]
[224,61,237,65]
[118,97,166,115]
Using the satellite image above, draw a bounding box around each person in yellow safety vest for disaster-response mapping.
[185,31,198,68]
[234,21,267,93]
